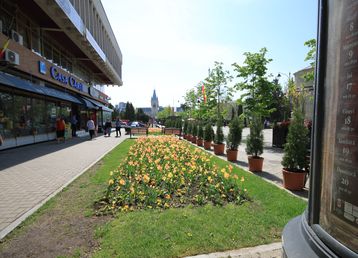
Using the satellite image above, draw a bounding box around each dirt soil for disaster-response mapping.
[0,161,112,258]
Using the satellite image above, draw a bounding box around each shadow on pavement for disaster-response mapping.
[0,136,96,171]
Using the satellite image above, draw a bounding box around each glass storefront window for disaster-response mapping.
[32,98,47,134]
[46,101,57,133]
[13,95,32,136]
[318,0,358,253]
[60,103,71,123]
[0,92,14,138]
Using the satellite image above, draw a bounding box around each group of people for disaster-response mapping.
[56,115,123,142]
[104,118,122,137]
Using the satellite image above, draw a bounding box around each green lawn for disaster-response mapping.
[93,139,306,257]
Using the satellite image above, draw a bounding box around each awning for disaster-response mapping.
[0,72,82,104]
[83,96,113,112]
[77,96,98,109]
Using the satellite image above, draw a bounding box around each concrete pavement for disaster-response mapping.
[0,131,129,240]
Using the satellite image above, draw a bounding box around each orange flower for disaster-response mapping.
[108,179,114,185]
[224,172,230,179]
[119,179,126,185]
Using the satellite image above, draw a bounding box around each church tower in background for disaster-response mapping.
[151,90,159,119]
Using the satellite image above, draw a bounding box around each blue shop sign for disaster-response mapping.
[50,66,83,91]
[39,61,46,74]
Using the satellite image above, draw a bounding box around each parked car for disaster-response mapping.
[128,121,145,127]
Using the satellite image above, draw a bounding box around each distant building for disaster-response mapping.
[117,102,126,112]
[294,67,314,120]
[151,90,159,118]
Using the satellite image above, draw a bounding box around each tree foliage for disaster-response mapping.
[303,39,316,82]
[124,102,136,121]
[232,48,276,118]
[227,116,242,150]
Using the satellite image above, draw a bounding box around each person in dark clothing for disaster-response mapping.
[71,114,78,137]
[115,118,122,137]
[104,119,112,137]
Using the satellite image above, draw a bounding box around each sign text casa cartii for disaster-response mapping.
[50,66,83,91]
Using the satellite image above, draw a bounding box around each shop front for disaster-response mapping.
[0,71,107,150]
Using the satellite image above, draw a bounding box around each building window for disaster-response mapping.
[0,92,14,138]
[32,98,47,134]
[31,28,41,54]
[13,95,32,137]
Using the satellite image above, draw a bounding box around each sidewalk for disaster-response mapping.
[0,132,129,240]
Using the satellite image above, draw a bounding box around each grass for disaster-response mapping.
[0,138,306,258]
[93,139,306,257]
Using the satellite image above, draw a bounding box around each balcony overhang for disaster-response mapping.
[33,0,123,86]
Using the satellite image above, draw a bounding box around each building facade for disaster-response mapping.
[0,0,122,150]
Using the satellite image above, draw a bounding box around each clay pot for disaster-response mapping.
[204,141,212,150]
[186,135,192,141]
[226,149,238,162]
[213,143,225,155]
[248,156,264,172]
[282,169,307,191]
[183,134,187,140]
[197,138,203,146]
[191,136,197,143]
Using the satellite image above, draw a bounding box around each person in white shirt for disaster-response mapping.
[86,118,95,140]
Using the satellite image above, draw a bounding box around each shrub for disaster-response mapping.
[192,122,198,137]
[203,123,214,142]
[282,108,309,172]
[246,116,263,157]
[183,120,188,135]
[227,116,242,150]
[214,119,224,144]
[197,123,204,139]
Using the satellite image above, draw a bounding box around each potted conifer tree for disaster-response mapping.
[213,119,225,155]
[281,107,309,190]
[191,122,198,143]
[203,123,214,150]
[183,120,188,139]
[197,122,204,146]
[246,116,264,172]
[187,122,193,141]
[226,116,242,162]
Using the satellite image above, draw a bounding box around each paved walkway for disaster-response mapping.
[0,132,129,240]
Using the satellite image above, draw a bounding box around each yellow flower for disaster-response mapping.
[108,179,114,185]
[168,172,173,179]
[164,203,170,208]
[224,172,230,179]
[241,177,245,182]
[143,174,150,183]
[165,194,171,199]
[110,171,113,176]
[233,174,239,180]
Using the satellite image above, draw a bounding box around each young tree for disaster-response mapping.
[303,39,316,82]
[232,47,276,119]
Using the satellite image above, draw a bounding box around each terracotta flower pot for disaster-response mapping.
[226,149,238,162]
[204,141,211,150]
[248,156,264,172]
[183,134,187,140]
[197,138,203,146]
[187,135,192,141]
[191,136,197,143]
[282,168,307,191]
[213,143,225,155]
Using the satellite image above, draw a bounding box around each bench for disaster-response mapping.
[163,128,182,136]
[130,127,148,138]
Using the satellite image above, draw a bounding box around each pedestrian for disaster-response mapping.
[104,119,112,137]
[115,117,122,137]
[56,116,66,143]
[0,133,3,146]
[87,118,95,140]
[71,114,78,137]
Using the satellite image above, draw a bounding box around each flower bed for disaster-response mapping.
[97,136,249,214]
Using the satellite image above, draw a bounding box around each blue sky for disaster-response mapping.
[102,0,318,108]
